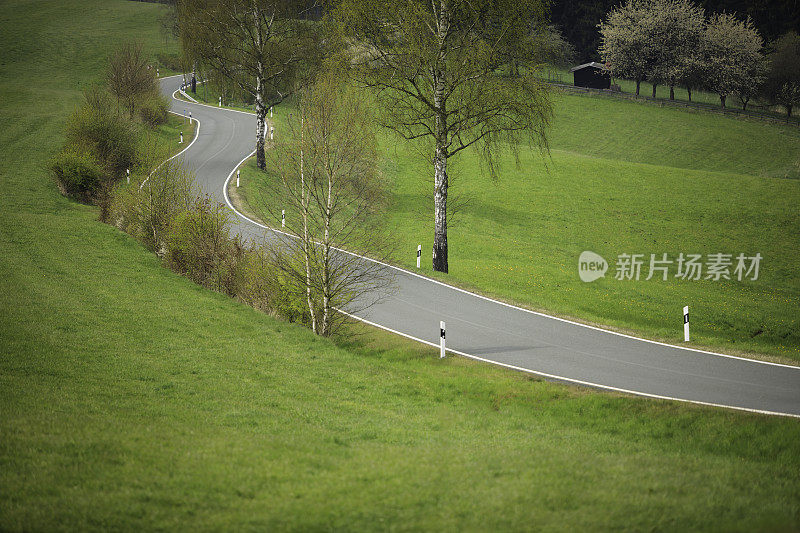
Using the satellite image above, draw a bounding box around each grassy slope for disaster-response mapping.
[237,87,800,361]
[1,1,800,530]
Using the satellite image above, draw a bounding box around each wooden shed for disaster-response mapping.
[570,62,611,90]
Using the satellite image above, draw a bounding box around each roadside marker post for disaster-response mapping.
[270,106,273,118]
[219,96,222,107]
[417,245,421,268]
[440,321,446,358]
[683,306,690,342]
[189,110,192,120]
[156,68,159,77]
[236,169,240,188]
[281,210,285,228]
[179,132,183,144]
[126,168,130,184]
[270,126,274,141]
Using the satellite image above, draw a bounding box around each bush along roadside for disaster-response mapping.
[53,44,390,337]
[109,158,308,325]
[50,43,316,329]
[50,43,169,219]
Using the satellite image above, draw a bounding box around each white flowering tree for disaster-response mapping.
[704,13,765,109]
[645,0,706,101]
[598,0,657,96]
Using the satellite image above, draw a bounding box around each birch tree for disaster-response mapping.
[178,0,321,169]
[333,0,551,273]
[265,75,394,336]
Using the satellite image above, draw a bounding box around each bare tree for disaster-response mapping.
[264,75,394,336]
[333,0,551,273]
[107,42,159,118]
[178,0,321,170]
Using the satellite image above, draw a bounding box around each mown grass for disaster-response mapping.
[2,1,800,530]
[236,82,800,362]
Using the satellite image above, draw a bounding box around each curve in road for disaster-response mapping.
[161,76,800,418]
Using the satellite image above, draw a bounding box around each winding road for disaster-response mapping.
[161,76,800,418]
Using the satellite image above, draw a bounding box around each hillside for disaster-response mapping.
[1,1,799,530]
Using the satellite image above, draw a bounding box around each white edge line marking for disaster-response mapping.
[336,310,800,419]
[138,91,200,190]
[192,81,798,371]
[166,77,800,417]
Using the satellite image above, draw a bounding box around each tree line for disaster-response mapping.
[551,0,799,64]
[599,0,800,116]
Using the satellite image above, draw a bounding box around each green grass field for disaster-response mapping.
[542,66,797,117]
[2,1,800,530]
[235,84,800,362]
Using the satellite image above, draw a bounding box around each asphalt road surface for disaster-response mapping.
[161,76,800,417]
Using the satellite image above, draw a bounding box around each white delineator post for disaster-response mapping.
[179,131,183,144]
[417,245,421,268]
[236,169,240,188]
[281,209,285,228]
[270,126,274,141]
[440,321,446,358]
[683,306,690,342]
[156,68,159,77]
[270,106,273,118]
[219,96,222,107]
[126,168,130,184]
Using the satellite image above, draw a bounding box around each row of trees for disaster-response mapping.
[552,0,800,65]
[177,0,554,274]
[599,0,800,115]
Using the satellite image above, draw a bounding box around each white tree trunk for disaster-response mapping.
[432,144,448,273]
[431,0,449,273]
[255,75,267,170]
[300,122,316,333]
[321,172,333,336]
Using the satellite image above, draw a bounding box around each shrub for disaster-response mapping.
[138,93,169,127]
[66,87,139,177]
[107,42,158,118]
[239,247,310,323]
[111,158,196,251]
[164,197,246,296]
[49,144,105,202]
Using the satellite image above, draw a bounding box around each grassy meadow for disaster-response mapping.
[2,0,800,530]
